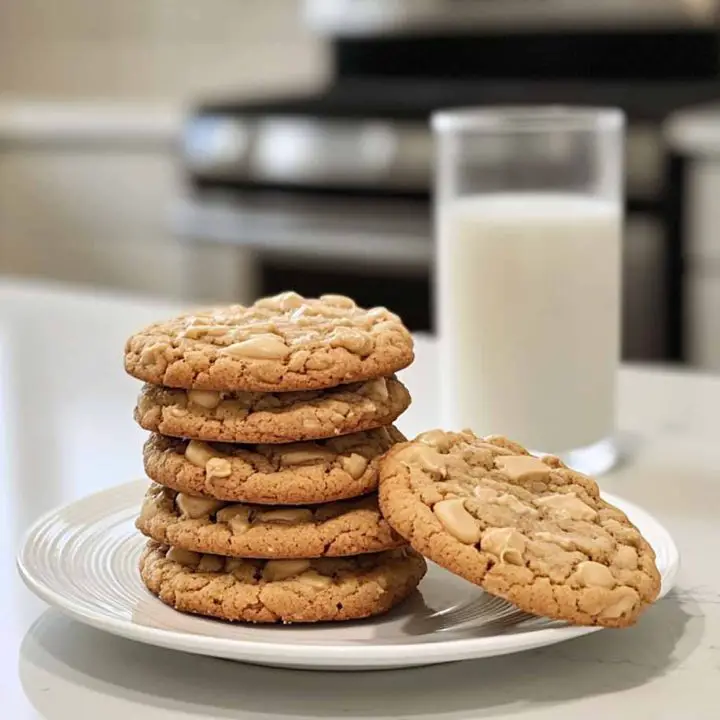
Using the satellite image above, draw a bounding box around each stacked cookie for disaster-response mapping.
[125,291,426,624]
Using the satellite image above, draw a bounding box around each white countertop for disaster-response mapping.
[2,279,719,719]
[0,101,182,146]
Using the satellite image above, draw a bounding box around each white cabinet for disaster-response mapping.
[667,110,720,372]
[685,159,720,369]
[686,265,720,370]
[0,103,255,303]
[623,215,666,361]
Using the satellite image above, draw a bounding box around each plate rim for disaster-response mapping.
[16,481,680,667]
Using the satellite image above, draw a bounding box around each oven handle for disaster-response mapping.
[173,197,432,272]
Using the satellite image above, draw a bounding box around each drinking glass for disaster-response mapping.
[433,107,625,475]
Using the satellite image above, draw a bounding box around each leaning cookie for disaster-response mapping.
[134,375,411,444]
[136,483,405,558]
[124,292,414,392]
[140,541,426,624]
[379,430,661,628]
[144,426,404,505]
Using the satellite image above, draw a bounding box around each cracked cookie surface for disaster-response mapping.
[144,426,404,505]
[135,375,410,444]
[379,430,661,628]
[136,483,405,558]
[124,292,414,392]
[140,541,426,623]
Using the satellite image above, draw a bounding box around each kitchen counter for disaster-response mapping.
[3,279,719,719]
[0,101,181,146]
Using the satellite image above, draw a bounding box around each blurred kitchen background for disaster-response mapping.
[1,0,719,369]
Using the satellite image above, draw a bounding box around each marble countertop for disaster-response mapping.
[2,279,718,719]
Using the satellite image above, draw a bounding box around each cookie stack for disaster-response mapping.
[125,291,426,624]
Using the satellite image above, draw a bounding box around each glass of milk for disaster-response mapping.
[432,107,624,475]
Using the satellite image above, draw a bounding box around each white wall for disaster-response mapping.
[0,0,328,301]
[0,0,327,101]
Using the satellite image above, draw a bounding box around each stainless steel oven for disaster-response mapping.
[177,6,720,362]
[304,0,717,35]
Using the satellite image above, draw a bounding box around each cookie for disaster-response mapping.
[134,375,410,444]
[379,430,661,628]
[139,541,426,624]
[136,483,405,558]
[124,292,414,392]
[144,426,404,505]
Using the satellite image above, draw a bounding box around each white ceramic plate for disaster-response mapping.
[17,481,679,671]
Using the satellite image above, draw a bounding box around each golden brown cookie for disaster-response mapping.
[124,292,414,392]
[379,430,661,628]
[139,541,426,624]
[144,426,404,505]
[136,483,405,558]
[134,375,410,444]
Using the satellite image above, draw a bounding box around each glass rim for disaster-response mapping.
[432,106,625,134]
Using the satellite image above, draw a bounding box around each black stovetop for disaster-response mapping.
[196,78,720,124]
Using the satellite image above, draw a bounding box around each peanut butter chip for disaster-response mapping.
[574,561,616,589]
[534,531,577,551]
[167,547,201,567]
[473,442,514,456]
[433,498,482,545]
[256,508,314,525]
[360,377,389,402]
[244,321,279,336]
[473,486,500,503]
[328,327,374,356]
[175,493,225,519]
[219,397,252,414]
[613,545,639,570]
[495,493,538,516]
[304,353,332,371]
[415,429,452,452]
[182,324,231,339]
[279,444,335,466]
[185,440,221,468]
[481,527,526,565]
[320,294,356,309]
[225,557,246,572]
[197,555,225,573]
[139,497,159,522]
[339,453,369,479]
[140,342,169,364]
[495,455,551,482]
[600,588,638,620]
[295,570,333,589]
[187,389,222,409]
[256,291,305,311]
[437,481,468,498]
[535,493,598,521]
[262,559,311,582]
[215,504,252,534]
[398,445,447,476]
[224,334,290,360]
[206,457,232,480]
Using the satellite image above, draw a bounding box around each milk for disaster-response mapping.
[437,194,621,453]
